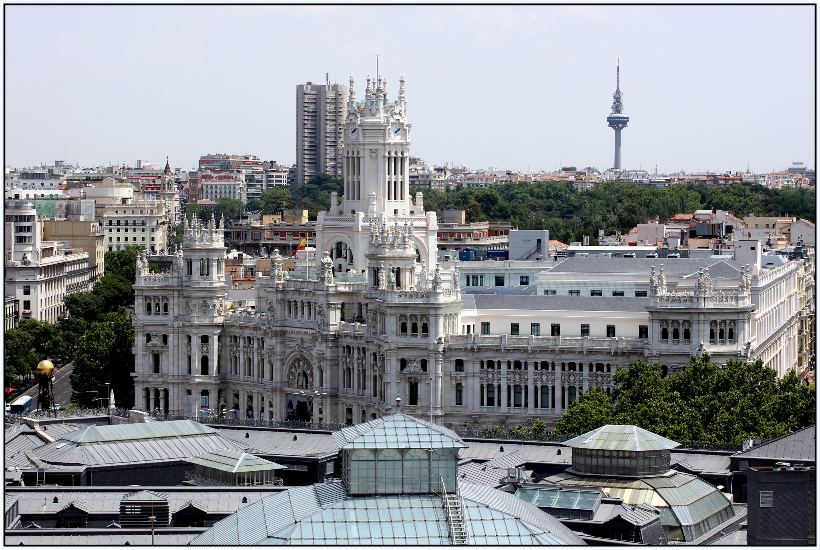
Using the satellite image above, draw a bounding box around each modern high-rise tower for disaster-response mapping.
[296,77,349,185]
[606,61,629,170]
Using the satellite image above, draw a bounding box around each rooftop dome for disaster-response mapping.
[332,413,466,450]
[189,480,585,545]
[548,425,733,542]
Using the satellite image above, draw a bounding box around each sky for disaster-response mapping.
[4,5,815,174]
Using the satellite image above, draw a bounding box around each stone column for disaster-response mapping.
[159,389,166,414]
[149,389,155,412]
[433,346,444,418]
[526,368,535,416]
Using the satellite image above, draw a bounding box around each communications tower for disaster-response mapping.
[606,61,629,170]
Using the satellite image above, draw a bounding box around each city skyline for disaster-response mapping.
[5,5,814,173]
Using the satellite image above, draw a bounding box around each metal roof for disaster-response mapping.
[733,425,815,462]
[3,532,201,545]
[549,257,741,276]
[332,413,466,450]
[33,422,247,467]
[216,428,338,458]
[563,425,680,452]
[468,294,650,312]
[543,470,733,534]
[671,452,732,475]
[60,419,215,443]
[8,488,284,516]
[121,490,169,502]
[189,481,584,545]
[186,450,286,473]
[459,441,572,465]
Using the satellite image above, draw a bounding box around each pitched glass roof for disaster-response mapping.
[332,413,466,450]
[189,481,584,545]
[563,425,680,452]
[186,450,286,473]
[515,487,603,511]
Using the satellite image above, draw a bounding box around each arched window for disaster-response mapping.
[411,322,418,335]
[400,358,407,371]
[400,322,407,334]
[728,323,735,342]
[672,326,680,341]
[683,323,691,342]
[709,321,717,344]
[408,381,418,405]
[200,356,209,376]
[661,326,669,341]
[421,323,428,335]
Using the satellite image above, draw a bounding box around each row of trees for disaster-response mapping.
[3,248,139,408]
[255,174,344,219]
[552,354,815,444]
[416,182,815,244]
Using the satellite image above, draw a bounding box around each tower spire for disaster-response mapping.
[616,58,620,91]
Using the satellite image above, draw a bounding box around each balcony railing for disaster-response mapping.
[445,334,647,354]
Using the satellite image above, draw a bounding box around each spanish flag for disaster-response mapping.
[292,238,307,256]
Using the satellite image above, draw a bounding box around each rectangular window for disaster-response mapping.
[23,285,30,295]
[481,322,490,335]
[635,290,648,297]
[590,289,602,297]
[551,323,560,336]
[486,384,495,407]
[455,359,464,372]
[510,323,519,335]
[543,289,556,295]
[581,324,590,337]
[759,491,773,508]
[612,290,625,296]
[607,325,616,337]
[531,323,540,336]
[409,382,419,406]
[519,276,529,286]
[495,275,505,287]
[455,383,463,406]
[23,300,30,310]
[639,325,649,339]
[568,290,580,296]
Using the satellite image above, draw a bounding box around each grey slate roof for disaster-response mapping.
[467,294,651,312]
[459,441,572,465]
[3,531,201,546]
[216,428,338,458]
[458,460,532,487]
[549,257,741,277]
[186,450,286,473]
[332,413,466,450]
[671,452,732,475]
[8,488,284,516]
[563,425,680,452]
[733,424,815,462]
[60,419,215,443]
[121,490,169,502]
[33,420,247,467]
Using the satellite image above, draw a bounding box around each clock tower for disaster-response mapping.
[341,76,411,216]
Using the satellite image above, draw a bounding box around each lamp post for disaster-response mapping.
[296,389,327,423]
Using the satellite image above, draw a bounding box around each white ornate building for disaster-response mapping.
[132,76,809,428]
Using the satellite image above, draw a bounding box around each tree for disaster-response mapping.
[69,308,135,408]
[104,247,140,283]
[259,187,292,214]
[4,329,38,383]
[64,292,105,323]
[17,318,55,360]
[216,198,243,222]
[553,388,615,435]
[94,273,134,312]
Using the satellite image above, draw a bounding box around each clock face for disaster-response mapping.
[349,127,358,139]
[390,125,402,139]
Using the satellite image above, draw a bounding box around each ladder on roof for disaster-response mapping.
[440,477,469,545]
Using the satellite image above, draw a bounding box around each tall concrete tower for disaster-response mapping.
[606,61,629,170]
[296,78,349,185]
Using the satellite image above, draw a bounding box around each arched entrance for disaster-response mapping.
[285,355,315,421]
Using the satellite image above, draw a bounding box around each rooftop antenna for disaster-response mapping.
[376,54,379,85]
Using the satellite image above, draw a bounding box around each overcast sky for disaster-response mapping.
[5,5,814,173]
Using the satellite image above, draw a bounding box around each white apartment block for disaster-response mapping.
[4,201,93,324]
[100,200,168,253]
[199,177,246,204]
[131,77,811,428]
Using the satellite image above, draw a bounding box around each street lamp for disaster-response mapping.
[296,389,327,423]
